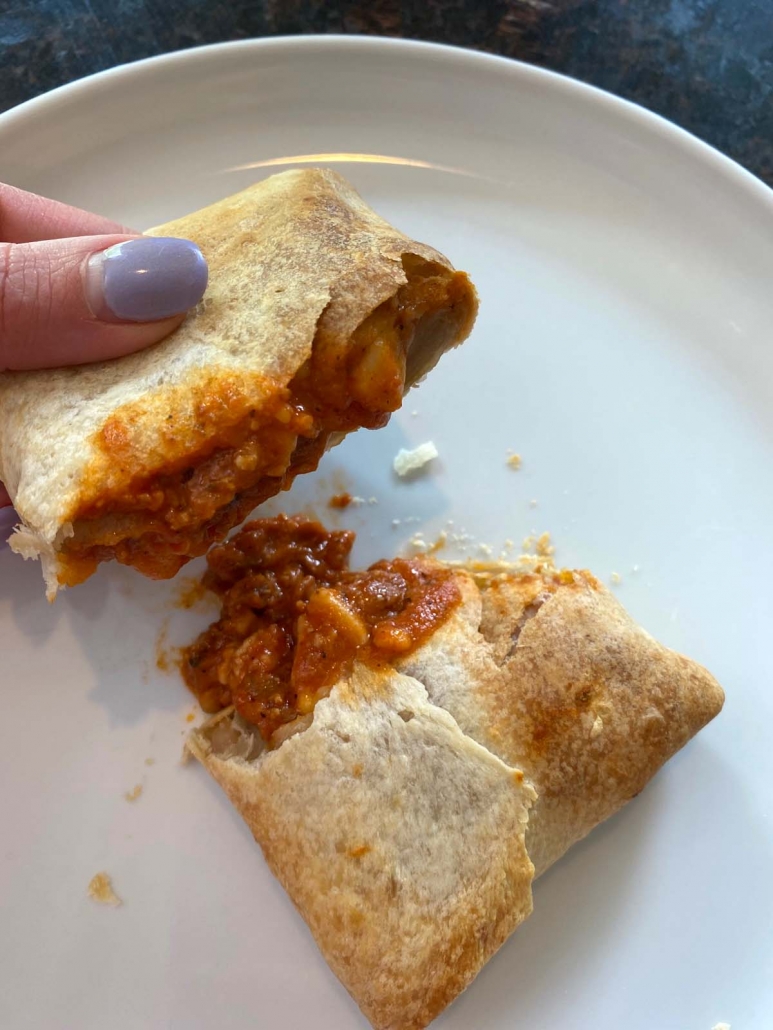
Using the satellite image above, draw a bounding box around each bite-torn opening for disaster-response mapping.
[181,515,462,749]
[475,569,588,665]
[60,257,472,587]
[198,708,266,762]
[505,592,556,657]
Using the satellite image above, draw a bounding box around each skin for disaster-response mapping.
[0,183,197,508]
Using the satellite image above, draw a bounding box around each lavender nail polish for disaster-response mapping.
[0,506,18,549]
[88,237,208,322]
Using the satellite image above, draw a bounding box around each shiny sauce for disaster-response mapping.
[182,515,461,744]
[62,267,469,583]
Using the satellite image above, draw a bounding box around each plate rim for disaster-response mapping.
[1,34,772,217]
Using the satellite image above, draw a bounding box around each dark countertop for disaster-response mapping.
[1,0,771,186]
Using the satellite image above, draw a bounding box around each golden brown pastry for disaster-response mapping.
[185,518,724,1029]
[0,171,477,597]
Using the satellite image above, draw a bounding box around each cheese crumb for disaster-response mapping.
[428,531,447,555]
[144,758,155,767]
[535,532,554,559]
[408,533,428,553]
[393,442,438,477]
[124,784,143,802]
[88,872,122,907]
[506,452,522,470]
[529,499,538,508]
[507,530,557,571]
[478,543,493,557]
[611,571,622,586]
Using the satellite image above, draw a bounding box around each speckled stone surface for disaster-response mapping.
[0,0,771,184]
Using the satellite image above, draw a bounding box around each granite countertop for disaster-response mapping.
[0,0,771,185]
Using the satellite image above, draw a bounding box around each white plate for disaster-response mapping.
[1,37,771,1030]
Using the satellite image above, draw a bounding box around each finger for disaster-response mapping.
[0,234,208,370]
[0,182,132,243]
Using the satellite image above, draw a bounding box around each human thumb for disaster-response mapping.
[0,234,208,371]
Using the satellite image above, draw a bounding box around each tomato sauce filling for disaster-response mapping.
[61,263,470,584]
[182,515,461,745]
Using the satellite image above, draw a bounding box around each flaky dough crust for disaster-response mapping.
[188,563,723,1028]
[0,170,476,596]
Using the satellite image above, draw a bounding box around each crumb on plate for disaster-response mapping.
[88,872,122,907]
[506,452,522,470]
[407,532,428,553]
[535,532,554,559]
[508,531,556,571]
[393,442,439,476]
[124,784,143,802]
[428,531,447,555]
[611,571,622,586]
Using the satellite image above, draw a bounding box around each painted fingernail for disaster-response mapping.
[86,237,208,322]
[0,506,18,548]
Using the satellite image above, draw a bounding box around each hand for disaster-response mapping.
[0,183,208,513]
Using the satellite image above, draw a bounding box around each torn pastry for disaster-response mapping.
[184,516,723,1029]
[0,170,477,597]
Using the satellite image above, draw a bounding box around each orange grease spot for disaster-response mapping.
[155,617,175,673]
[329,492,353,509]
[173,577,212,610]
[348,844,371,859]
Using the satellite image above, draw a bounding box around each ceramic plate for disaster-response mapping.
[1,37,771,1030]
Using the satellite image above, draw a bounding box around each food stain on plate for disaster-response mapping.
[87,872,122,908]
[155,617,173,673]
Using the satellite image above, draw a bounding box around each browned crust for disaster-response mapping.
[398,566,725,875]
[187,563,723,1026]
[0,169,477,596]
[189,665,535,1030]
[185,571,723,1029]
